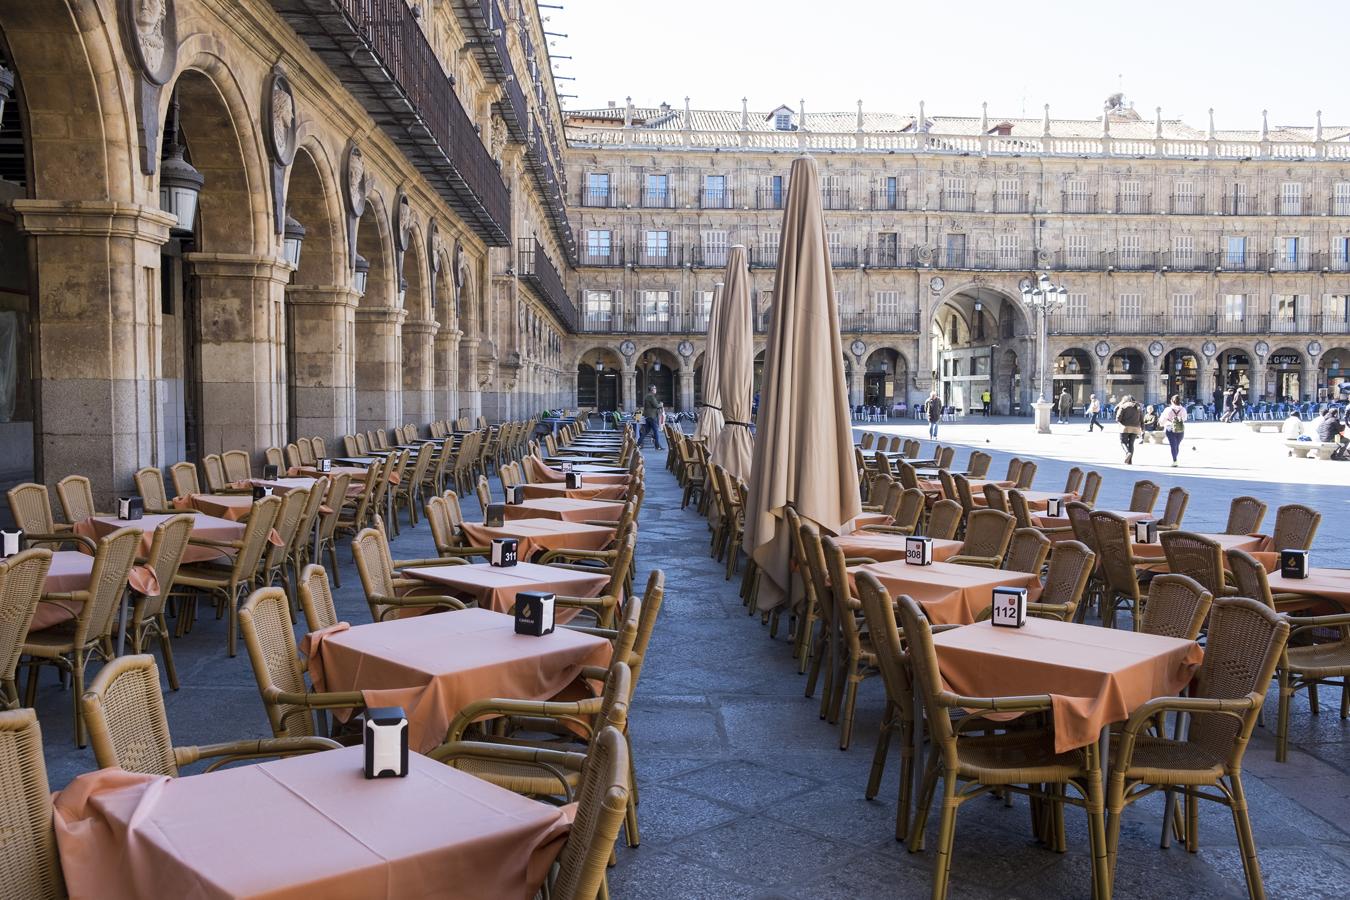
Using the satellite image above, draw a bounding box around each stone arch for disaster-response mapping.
[576,346,623,412]
[1052,347,1094,408]
[1266,345,1305,403]
[353,189,401,431]
[862,346,909,412]
[401,218,435,424]
[635,346,680,409]
[1161,346,1201,404]
[285,139,344,286]
[1321,346,1350,401]
[431,240,460,421]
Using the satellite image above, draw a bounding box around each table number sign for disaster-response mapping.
[318,458,332,473]
[490,537,519,568]
[262,464,280,480]
[514,590,556,636]
[362,707,409,779]
[559,461,574,474]
[485,503,505,528]
[0,530,24,558]
[116,497,144,521]
[252,485,275,501]
[1133,519,1158,544]
[990,586,1028,628]
[1045,497,1063,517]
[505,484,523,505]
[1279,549,1309,579]
[905,535,934,566]
[565,472,584,490]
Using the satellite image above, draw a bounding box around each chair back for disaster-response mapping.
[958,508,1014,563]
[475,474,492,511]
[0,549,53,704]
[1040,540,1095,617]
[1006,489,1035,529]
[892,594,960,770]
[170,461,201,497]
[903,439,920,458]
[77,528,142,648]
[966,450,991,478]
[425,493,468,554]
[895,460,919,491]
[80,654,179,776]
[1185,598,1289,769]
[926,499,962,540]
[1063,466,1084,494]
[1065,500,1096,548]
[821,536,867,668]
[320,473,353,541]
[549,727,630,900]
[892,488,925,534]
[626,570,664,690]
[937,446,955,470]
[1158,487,1189,529]
[239,587,318,738]
[283,444,301,468]
[1004,528,1050,574]
[136,515,195,623]
[1160,530,1227,600]
[221,450,252,483]
[952,473,978,517]
[135,467,170,511]
[201,454,227,492]
[264,487,310,575]
[295,476,328,552]
[1004,457,1023,483]
[1079,470,1102,506]
[0,708,62,898]
[1225,549,1275,608]
[860,432,875,449]
[1129,479,1160,514]
[856,570,913,721]
[352,527,398,620]
[298,564,340,633]
[499,462,522,489]
[1224,496,1268,535]
[6,483,55,534]
[982,482,1008,513]
[56,475,97,523]
[230,495,282,583]
[1014,460,1036,489]
[1089,510,1140,606]
[1139,573,1212,640]
[299,438,318,466]
[1271,503,1320,551]
[353,432,369,454]
[264,447,285,470]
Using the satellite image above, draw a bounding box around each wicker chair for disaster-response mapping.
[288,475,329,580]
[350,527,469,622]
[799,521,840,715]
[297,564,340,633]
[1004,457,1023,484]
[201,454,227,492]
[1139,573,1213,640]
[898,592,1110,899]
[284,443,302,469]
[1224,496,1268,536]
[56,474,102,523]
[965,451,991,478]
[0,549,53,709]
[1015,460,1037,489]
[171,494,282,657]
[336,459,380,542]
[1128,479,1160,514]
[540,530,637,628]
[926,499,963,541]
[1004,527,1051,575]
[170,461,202,497]
[860,432,876,449]
[260,487,310,596]
[1079,470,1103,507]
[936,446,955,470]
[1064,466,1084,495]
[948,509,1014,568]
[23,526,139,746]
[475,473,493,511]
[315,473,353,586]
[1156,487,1190,532]
[820,535,880,750]
[393,443,434,528]
[982,482,1008,513]
[1228,548,1350,763]
[305,437,324,464]
[951,473,979,525]
[6,483,71,545]
[1160,531,1236,602]
[221,449,252,483]
[82,654,338,776]
[1031,540,1096,621]
[266,447,286,470]
[0,708,62,899]
[1270,503,1320,551]
[1090,510,1146,630]
[129,514,195,692]
[134,466,185,515]
[239,587,365,740]
[855,571,918,842]
[425,493,491,561]
[1006,489,1036,530]
[861,488,924,536]
[1104,599,1288,898]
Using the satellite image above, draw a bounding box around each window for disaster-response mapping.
[701,230,728,266]
[874,290,901,318]
[828,231,844,262]
[768,174,785,208]
[1066,179,1090,212]
[1119,233,1142,267]
[1335,183,1350,216]
[1221,294,1246,321]
[1230,182,1250,215]
[881,175,900,209]
[585,172,610,206]
[1172,234,1195,266]
[774,109,792,131]
[943,176,968,210]
[703,175,727,208]
[760,230,780,263]
[1272,294,1301,319]
[585,229,612,262]
[643,174,669,206]
[1117,293,1142,323]
[874,231,899,264]
[1277,236,1301,270]
[639,290,672,325]
[1280,182,1303,215]
[694,291,715,329]
[1224,236,1247,267]
[643,230,669,263]
[1119,180,1143,213]
[1323,294,1350,326]
[1333,236,1350,271]
[996,233,1020,263]
[1066,234,1088,262]
[1170,292,1195,324]
[1173,180,1196,213]
[945,232,966,266]
[997,178,1020,211]
[583,290,614,326]
[1067,292,1088,319]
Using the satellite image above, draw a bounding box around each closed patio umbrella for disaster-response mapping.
[693,282,724,444]
[743,156,862,612]
[709,247,753,482]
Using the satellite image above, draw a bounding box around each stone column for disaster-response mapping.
[13,200,175,506]
[1196,361,1216,410]
[184,252,291,457]
[1143,361,1161,407]
[1300,357,1318,403]
[458,337,481,420]
[353,306,405,432]
[849,366,865,410]
[285,285,358,442]
[1250,360,1269,403]
[678,366,695,412]
[1092,358,1109,407]
[433,327,461,422]
[401,318,438,426]
[620,366,636,412]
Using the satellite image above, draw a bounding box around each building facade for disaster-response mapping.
[0,0,576,503]
[563,98,1350,416]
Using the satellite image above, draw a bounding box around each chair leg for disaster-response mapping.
[23,661,39,707]
[931,776,960,899]
[158,615,180,691]
[1228,775,1266,900]
[72,653,86,748]
[908,760,940,853]
[326,542,341,587]
[839,673,860,750]
[896,718,914,843]
[867,703,893,798]
[1083,771,1110,900]
[1276,668,1293,763]
[1184,788,1199,852]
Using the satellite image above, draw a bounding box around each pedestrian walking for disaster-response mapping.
[1220,387,1235,423]
[638,384,665,450]
[1086,394,1103,432]
[1115,394,1143,464]
[1160,394,1187,466]
[1057,389,1072,425]
[982,389,992,417]
[924,391,943,439]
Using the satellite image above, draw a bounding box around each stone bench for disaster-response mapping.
[1285,440,1341,459]
[1245,421,1285,433]
[1140,431,1166,444]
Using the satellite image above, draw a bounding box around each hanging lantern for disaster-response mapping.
[282,214,306,268]
[160,141,204,236]
[398,276,408,308]
[353,252,370,296]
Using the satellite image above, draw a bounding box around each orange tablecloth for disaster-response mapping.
[849,559,1042,626]
[402,562,609,621]
[505,497,626,523]
[74,513,274,565]
[460,518,615,563]
[931,618,1203,753]
[30,551,156,631]
[1265,567,1350,608]
[173,492,253,521]
[834,533,961,564]
[981,489,1074,511]
[1131,532,1267,573]
[305,608,613,752]
[525,456,629,485]
[852,512,893,530]
[53,748,570,900]
[520,482,628,502]
[1035,509,1150,541]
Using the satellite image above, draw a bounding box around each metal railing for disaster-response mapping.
[864,245,906,268]
[1168,194,1206,215]
[994,193,1028,213]
[756,188,786,210]
[578,244,624,267]
[639,189,677,209]
[870,189,907,211]
[822,188,852,210]
[1114,193,1153,214]
[517,239,576,329]
[580,188,615,208]
[698,188,735,209]
[632,245,683,267]
[938,190,974,212]
[1223,195,1260,215]
[1061,192,1099,213]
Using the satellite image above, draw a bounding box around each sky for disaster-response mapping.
[544,0,1349,129]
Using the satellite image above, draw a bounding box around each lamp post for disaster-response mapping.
[282,214,306,269]
[1020,272,1069,434]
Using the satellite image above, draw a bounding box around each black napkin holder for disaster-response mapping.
[515,590,556,636]
[262,464,280,480]
[252,485,274,501]
[116,496,144,521]
[565,472,584,490]
[491,537,519,568]
[1280,549,1309,579]
[362,707,409,778]
[318,458,332,473]
[486,503,505,528]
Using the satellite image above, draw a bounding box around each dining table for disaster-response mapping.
[303,608,613,752]
[402,561,609,620]
[849,559,1042,626]
[30,550,159,632]
[504,497,626,524]
[1035,509,1150,541]
[1130,532,1268,572]
[520,482,628,502]
[460,517,616,562]
[172,492,254,521]
[525,456,629,484]
[53,746,571,900]
[833,532,962,564]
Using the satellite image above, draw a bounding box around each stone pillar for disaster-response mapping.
[849,367,865,410]
[1250,361,1268,404]
[1092,359,1109,407]
[1197,361,1216,410]
[401,318,438,426]
[1143,361,1161,407]
[458,337,482,420]
[285,285,358,442]
[1300,357,1318,403]
[185,252,291,456]
[433,327,461,421]
[678,366,695,412]
[353,306,405,432]
[620,366,636,412]
[13,201,175,506]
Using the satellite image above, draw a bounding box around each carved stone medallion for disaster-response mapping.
[125,0,176,84]
[344,144,368,217]
[394,192,413,252]
[264,68,297,166]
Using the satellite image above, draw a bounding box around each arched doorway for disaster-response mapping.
[1001,348,1022,415]
[0,39,35,490]
[864,348,907,412]
[400,223,435,426]
[432,241,459,421]
[353,193,398,432]
[1107,349,1146,402]
[1217,348,1252,395]
[1321,347,1350,402]
[753,349,766,406]
[577,348,621,412]
[1052,348,1093,408]
[1267,347,1303,402]
[931,287,1023,414]
[693,352,706,408]
[1161,348,1200,403]
[635,348,678,409]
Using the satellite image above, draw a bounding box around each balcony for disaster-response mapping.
[1275,199,1306,216]
[870,189,907,211]
[1047,313,1219,335]
[1269,252,1315,272]
[690,246,729,268]
[633,245,683,268]
[1053,250,1109,271]
[864,245,906,268]
[1214,252,1268,273]
[523,115,575,259]
[640,189,677,209]
[272,0,511,244]
[577,311,713,334]
[1331,199,1350,216]
[699,189,735,209]
[994,193,1029,214]
[821,188,852,210]
[830,246,859,267]
[1108,250,1159,272]
[838,311,921,333]
[1061,192,1099,214]
[1160,251,1207,272]
[1223,195,1259,215]
[756,188,786,210]
[580,188,615,208]
[1167,194,1206,215]
[517,239,577,329]
[939,191,973,212]
[1114,194,1153,214]
[1216,315,1271,334]
[936,248,1032,271]
[749,246,779,269]
[578,244,624,267]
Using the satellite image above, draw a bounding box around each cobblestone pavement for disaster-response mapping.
[32,436,1350,899]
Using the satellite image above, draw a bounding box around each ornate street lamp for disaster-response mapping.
[282,214,306,268]
[1020,272,1069,433]
[353,252,370,296]
[159,94,204,236]
[397,275,408,308]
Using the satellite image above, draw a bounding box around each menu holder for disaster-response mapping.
[565,472,584,490]
[514,590,556,636]
[262,464,280,480]
[0,530,24,558]
[905,535,933,566]
[116,496,144,521]
[991,586,1028,628]
[491,537,519,567]
[1133,519,1158,544]
[362,706,409,778]
[1045,497,1063,517]
[318,458,332,473]
[485,503,505,528]
[1280,549,1309,579]
[252,485,274,501]
[505,484,523,505]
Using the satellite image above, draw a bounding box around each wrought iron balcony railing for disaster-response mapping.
[518,238,576,329]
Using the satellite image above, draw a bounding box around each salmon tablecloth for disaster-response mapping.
[504,497,626,523]
[173,492,253,521]
[53,748,571,900]
[74,513,278,565]
[460,518,615,563]
[402,562,609,621]
[291,464,371,482]
[833,533,961,564]
[849,559,1042,626]
[30,551,159,631]
[525,456,629,484]
[1034,509,1150,541]
[305,608,612,752]
[1265,567,1350,610]
[520,482,628,502]
[975,488,1074,510]
[931,617,1203,753]
[852,512,894,530]
[1131,532,1267,573]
